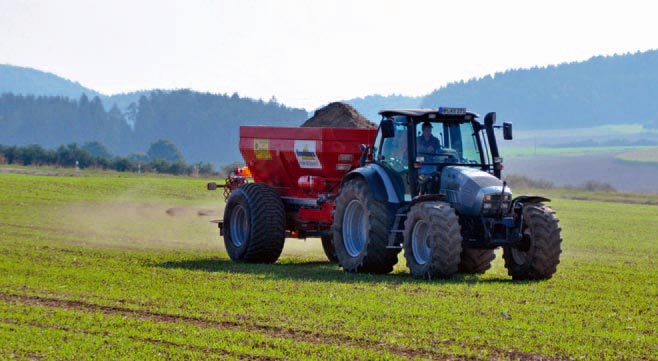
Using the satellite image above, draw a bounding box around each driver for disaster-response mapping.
[417,122,441,153]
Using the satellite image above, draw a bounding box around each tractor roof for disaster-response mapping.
[379,108,480,118]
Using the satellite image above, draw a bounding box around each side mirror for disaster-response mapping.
[380,119,394,138]
[503,122,513,140]
[484,112,496,127]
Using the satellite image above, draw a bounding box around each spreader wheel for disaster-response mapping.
[223,183,285,263]
[321,234,338,263]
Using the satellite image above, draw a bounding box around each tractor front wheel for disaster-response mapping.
[503,204,562,280]
[403,202,462,279]
[223,183,285,263]
[332,179,400,274]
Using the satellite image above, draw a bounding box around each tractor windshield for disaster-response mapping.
[414,120,482,171]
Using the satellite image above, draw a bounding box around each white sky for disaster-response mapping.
[1,0,657,110]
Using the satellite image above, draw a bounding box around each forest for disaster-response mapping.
[0,91,308,165]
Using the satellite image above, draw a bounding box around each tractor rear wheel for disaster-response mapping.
[403,202,462,279]
[223,183,285,263]
[321,234,338,263]
[332,179,400,274]
[503,204,562,280]
[459,248,496,274]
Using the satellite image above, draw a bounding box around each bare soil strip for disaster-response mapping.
[1,292,563,360]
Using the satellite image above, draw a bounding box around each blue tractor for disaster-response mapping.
[331,107,562,280]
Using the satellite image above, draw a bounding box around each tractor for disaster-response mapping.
[209,107,562,280]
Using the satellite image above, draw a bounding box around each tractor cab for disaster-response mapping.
[372,107,512,202]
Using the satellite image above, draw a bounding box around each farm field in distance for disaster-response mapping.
[1,169,657,359]
[501,123,658,193]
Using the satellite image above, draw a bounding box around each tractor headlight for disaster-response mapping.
[481,193,512,215]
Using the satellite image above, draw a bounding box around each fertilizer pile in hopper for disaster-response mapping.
[301,102,377,128]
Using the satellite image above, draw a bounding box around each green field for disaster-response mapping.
[501,145,655,158]
[513,123,657,139]
[1,170,657,359]
[615,147,658,164]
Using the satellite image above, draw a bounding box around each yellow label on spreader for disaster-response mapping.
[254,139,271,160]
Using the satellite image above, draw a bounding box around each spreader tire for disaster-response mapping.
[459,248,496,274]
[503,204,562,280]
[403,202,462,279]
[223,183,285,263]
[332,179,400,274]
[321,234,338,263]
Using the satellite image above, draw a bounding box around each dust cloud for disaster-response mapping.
[57,186,330,261]
[56,182,223,250]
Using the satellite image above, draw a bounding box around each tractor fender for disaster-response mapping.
[342,164,400,204]
[512,195,551,204]
[511,195,551,211]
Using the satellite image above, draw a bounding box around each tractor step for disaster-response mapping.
[387,211,408,248]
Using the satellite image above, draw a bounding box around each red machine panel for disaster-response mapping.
[240,126,376,199]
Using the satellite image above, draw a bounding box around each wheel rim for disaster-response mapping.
[411,220,431,265]
[343,199,368,257]
[229,204,248,247]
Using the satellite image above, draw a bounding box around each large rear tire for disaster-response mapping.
[332,179,400,274]
[403,202,462,279]
[459,248,496,274]
[321,234,338,263]
[223,183,285,263]
[503,204,562,280]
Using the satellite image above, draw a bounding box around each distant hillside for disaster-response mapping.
[342,94,423,123]
[0,90,308,165]
[0,64,100,99]
[420,50,658,129]
[105,91,152,113]
[132,90,308,164]
[0,64,166,114]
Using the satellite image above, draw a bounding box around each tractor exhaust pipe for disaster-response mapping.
[484,112,502,179]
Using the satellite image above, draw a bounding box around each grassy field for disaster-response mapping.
[513,124,657,140]
[501,145,655,158]
[1,170,657,359]
[615,147,658,164]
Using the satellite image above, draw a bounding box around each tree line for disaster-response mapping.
[0,90,308,166]
[0,141,215,176]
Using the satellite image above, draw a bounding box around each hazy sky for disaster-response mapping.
[1,0,657,109]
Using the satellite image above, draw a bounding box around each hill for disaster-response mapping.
[0,64,100,99]
[0,64,156,114]
[342,50,658,130]
[341,94,423,123]
[420,50,658,129]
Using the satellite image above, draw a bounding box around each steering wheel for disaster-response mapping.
[435,148,460,163]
